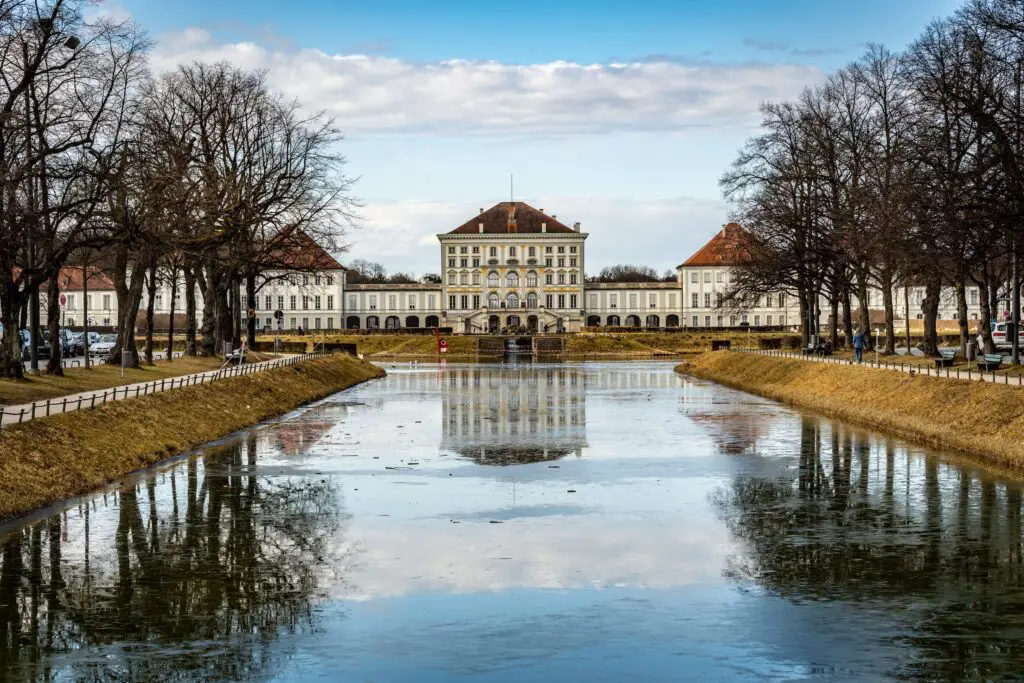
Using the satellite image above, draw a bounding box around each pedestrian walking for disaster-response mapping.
[853,327,865,364]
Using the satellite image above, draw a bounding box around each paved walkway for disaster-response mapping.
[0,351,331,428]
[738,348,1024,386]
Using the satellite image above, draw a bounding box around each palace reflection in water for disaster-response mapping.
[4,362,1024,680]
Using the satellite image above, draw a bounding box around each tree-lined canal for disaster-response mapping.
[1,360,1023,681]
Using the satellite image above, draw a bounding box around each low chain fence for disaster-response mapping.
[734,348,1024,387]
[0,349,336,428]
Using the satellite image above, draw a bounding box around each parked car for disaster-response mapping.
[990,323,1023,350]
[58,329,84,356]
[18,328,50,361]
[89,334,117,358]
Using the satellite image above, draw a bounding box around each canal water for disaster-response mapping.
[1,361,1023,681]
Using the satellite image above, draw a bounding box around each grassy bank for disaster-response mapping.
[0,354,384,521]
[678,352,1024,470]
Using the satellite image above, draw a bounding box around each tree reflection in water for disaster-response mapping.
[0,434,349,682]
[713,416,1024,681]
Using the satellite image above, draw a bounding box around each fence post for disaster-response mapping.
[30,403,35,419]
[19,409,25,423]
[62,397,67,413]
[46,400,50,417]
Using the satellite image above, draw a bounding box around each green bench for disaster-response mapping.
[977,353,1003,371]
[934,349,957,368]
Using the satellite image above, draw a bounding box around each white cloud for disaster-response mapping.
[151,30,822,135]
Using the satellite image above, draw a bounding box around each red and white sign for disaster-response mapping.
[59,293,67,307]
[439,338,448,354]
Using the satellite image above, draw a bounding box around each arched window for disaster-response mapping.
[607,315,620,327]
[487,271,500,287]
[488,292,500,308]
[507,292,519,309]
[506,272,519,288]
[366,315,380,329]
[425,315,440,328]
[666,314,680,328]
[405,315,420,328]
[346,315,360,329]
[526,292,538,308]
[526,271,538,287]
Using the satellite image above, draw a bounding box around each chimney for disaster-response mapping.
[540,208,544,213]
[478,222,484,233]
[573,222,581,232]
[479,208,484,214]
[541,222,547,233]
[552,215,557,219]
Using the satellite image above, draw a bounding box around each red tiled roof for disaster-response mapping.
[447,202,577,235]
[268,228,345,271]
[679,223,750,268]
[33,267,115,291]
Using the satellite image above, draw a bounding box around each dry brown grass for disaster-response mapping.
[0,356,231,406]
[678,352,1024,471]
[258,333,478,357]
[0,354,385,521]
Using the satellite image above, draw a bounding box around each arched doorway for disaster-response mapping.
[405,315,420,328]
[625,315,641,327]
[385,316,401,329]
[507,314,521,328]
[346,315,360,329]
[527,315,539,332]
[425,315,439,328]
[607,315,620,326]
[666,314,679,327]
[586,315,601,327]
[366,315,380,330]
[488,315,500,333]
[646,314,660,328]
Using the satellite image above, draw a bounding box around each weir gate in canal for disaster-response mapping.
[476,335,565,357]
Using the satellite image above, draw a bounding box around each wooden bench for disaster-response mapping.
[934,349,957,368]
[977,353,1003,371]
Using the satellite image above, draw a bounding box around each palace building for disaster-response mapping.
[44,202,987,334]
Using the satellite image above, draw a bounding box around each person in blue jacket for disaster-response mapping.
[853,327,865,363]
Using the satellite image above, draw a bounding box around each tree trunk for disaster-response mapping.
[45,272,63,376]
[799,286,810,346]
[856,271,872,350]
[904,282,912,354]
[82,261,91,369]
[977,266,996,353]
[0,282,26,379]
[167,266,178,363]
[922,277,941,357]
[842,286,854,349]
[880,268,895,355]
[955,280,969,357]
[184,263,198,356]
[144,258,157,365]
[246,273,257,349]
[231,278,242,349]
[829,295,840,348]
[110,250,146,368]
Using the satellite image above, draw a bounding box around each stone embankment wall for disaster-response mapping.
[0,354,385,522]
[678,352,1024,470]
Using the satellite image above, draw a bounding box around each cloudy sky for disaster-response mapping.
[114,0,960,277]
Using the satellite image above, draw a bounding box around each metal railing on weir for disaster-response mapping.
[0,349,336,429]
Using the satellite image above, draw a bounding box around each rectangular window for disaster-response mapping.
[545,246,553,253]
[509,246,517,257]
[448,272,456,284]
[716,293,723,307]
[557,246,565,253]
[460,246,468,254]
[705,315,711,327]
[314,296,321,310]
[528,246,536,256]
[650,294,657,308]
[570,258,577,267]
[969,288,978,305]
[460,258,467,267]
[314,317,321,330]
[473,294,480,308]
[66,294,75,310]
[327,295,333,309]
[472,246,479,253]
[448,295,456,309]
[327,317,334,329]
[278,295,284,311]
[460,295,468,309]
[717,315,723,326]
[156,294,164,310]
[264,295,271,309]
[473,259,480,267]
[290,295,297,310]
[545,273,554,285]
[767,315,773,326]
[546,294,554,308]
[448,246,456,253]
[558,273,566,285]
[545,258,553,267]
[716,271,723,283]
[428,295,436,309]
[754,315,760,326]
[692,315,699,327]
[388,295,397,310]
[266,317,272,327]
[472,272,480,285]
[102,294,111,309]
[558,295,565,308]
[691,293,698,308]
[290,317,296,329]
[302,317,309,329]
[570,273,577,285]
[327,275,333,285]
[570,246,577,253]
[369,295,377,310]
[589,294,597,308]
[348,295,356,310]
[315,275,321,286]
[704,293,711,308]
[690,272,698,283]
[730,315,736,326]
[703,272,711,283]
[302,296,309,309]
[557,258,565,267]
[570,294,577,308]
[408,295,416,309]
[629,293,637,309]
[610,294,618,308]
[448,259,456,267]
[489,247,497,257]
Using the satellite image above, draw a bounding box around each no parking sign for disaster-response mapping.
[439,338,448,354]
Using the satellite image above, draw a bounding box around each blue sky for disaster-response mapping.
[116,0,963,276]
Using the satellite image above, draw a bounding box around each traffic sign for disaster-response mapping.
[274,309,284,320]
[59,293,67,307]
[439,338,448,354]
[247,307,256,319]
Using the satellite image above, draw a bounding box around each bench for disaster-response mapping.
[978,353,1003,371]
[934,349,957,368]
